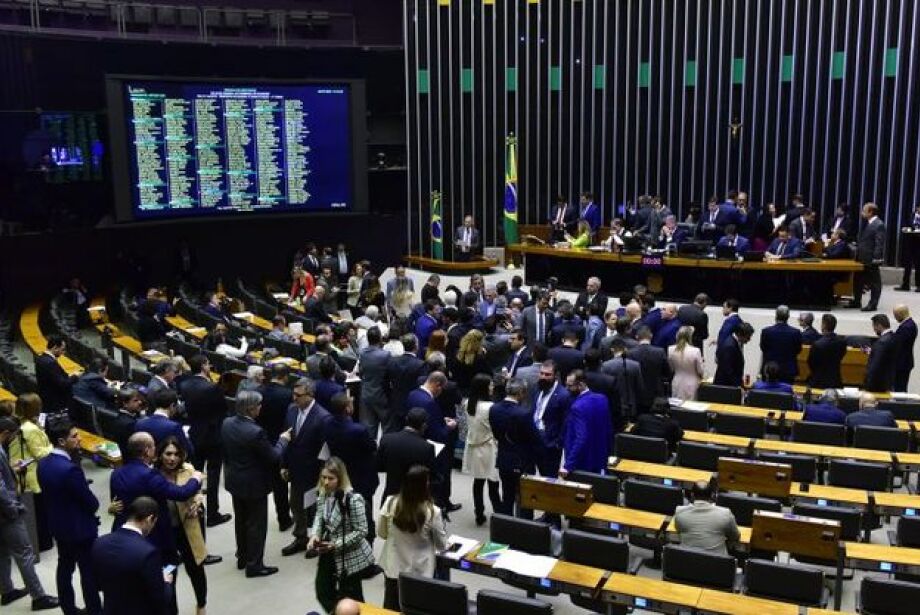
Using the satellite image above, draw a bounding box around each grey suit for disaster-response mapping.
[598,333,639,358]
[601,355,645,420]
[673,501,741,556]
[359,346,391,436]
[0,448,46,599]
[520,305,555,346]
[856,216,887,309]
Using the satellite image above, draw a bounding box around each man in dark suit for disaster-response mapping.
[677,294,710,350]
[530,361,571,482]
[222,391,291,577]
[716,225,750,252]
[893,304,917,392]
[384,334,426,432]
[697,197,743,240]
[583,349,621,432]
[788,208,818,243]
[574,277,609,320]
[626,326,671,414]
[520,291,555,345]
[599,315,639,358]
[714,322,754,386]
[803,390,847,424]
[92,496,171,615]
[560,370,612,475]
[323,393,378,542]
[179,354,230,527]
[454,214,480,262]
[377,407,436,499]
[864,314,898,392]
[72,356,118,410]
[37,417,102,615]
[406,372,457,511]
[134,388,194,455]
[823,229,853,259]
[280,378,330,557]
[807,314,848,389]
[489,378,540,517]
[355,327,390,435]
[824,203,850,239]
[854,202,887,311]
[257,364,294,531]
[34,334,75,413]
[601,338,645,421]
[304,286,334,324]
[716,299,742,348]
[798,312,820,345]
[759,305,803,383]
[549,195,578,240]
[579,192,601,236]
[845,393,897,432]
[765,226,804,260]
[314,355,346,409]
[547,330,585,380]
[504,329,533,377]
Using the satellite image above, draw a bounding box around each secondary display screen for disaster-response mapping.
[112,79,357,220]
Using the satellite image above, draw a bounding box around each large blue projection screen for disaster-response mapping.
[121,80,352,219]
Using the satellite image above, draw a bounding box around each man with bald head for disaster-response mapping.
[575,276,608,320]
[893,304,917,391]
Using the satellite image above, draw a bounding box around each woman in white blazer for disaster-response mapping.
[461,373,500,526]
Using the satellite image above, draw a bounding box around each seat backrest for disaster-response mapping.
[712,413,766,438]
[614,433,670,463]
[398,572,469,615]
[744,558,824,605]
[827,459,890,491]
[68,396,96,432]
[716,493,782,526]
[860,576,920,615]
[477,590,553,615]
[791,503,861,541]
[838,396,860,414]
[567,471,620,505]
[623,478,684,515]
[662,544,736,590]
[130,367,152,387]
[669,406,710,431]
[677,441,730,471]
[897,516,920,548]
[562,529,629,571]
[853,425,910,452]
[223,356,248,373]
[697,384,744,405]
[746,389,796,411]
[490,514,552,556]
[879,400,920,421]
[792,420,847,446]
[757,452,817,483]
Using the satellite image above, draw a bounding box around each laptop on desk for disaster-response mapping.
[715,244,737,260]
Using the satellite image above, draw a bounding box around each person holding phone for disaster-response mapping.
[378,464,449,609]
[307,457,375,613]
[8,393,54,553]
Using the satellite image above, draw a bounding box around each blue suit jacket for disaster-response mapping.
[407,387,448,444]
[803,403,846,425]
[563,391,612,474]
[532,385,571,449]
[580,202,601,232]
[823,240,852,259]
[751,381,794,394]
[37,452,99,544]
[657,228,688,249]
[414,314,440,354]
[642,308,663,335]
[92,527,168,615]
[766,237,803,259]
[314,379,346,410]
[716,235,750,252]
[134,414,194,459]
[718,314,742,347]
[845,410,897,430]
[760,323,803,381]
[282,402,331,488]
[323,415,379,497]
[489,399,540,473]
[652,318,682,350]
[109,459,201,555]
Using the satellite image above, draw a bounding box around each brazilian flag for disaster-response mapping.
[430,191,443,259]
[504,135,519,244]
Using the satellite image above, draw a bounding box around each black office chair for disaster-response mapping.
[223,356,248,373]
[68,397,97,433]
[746,389,796,411]
[716,493,782,526]
[859,577,920,615]
[744,558,827,606]
[477,590,552,615]
[892,516,920,582]
[613,433,670,463]
[827,459,890,491]
[712,413,766,438]
[697,384,744,405]
[623,478,684,515]
[792,421,847,446]
[567,471,620,505]
[662,544,737,590]
[398,572,469,615]
[758,452,818,483]
[879,400,920,421]
[853,425,910,452]
[791,503,861,541]
[563,529,632,613]
[677,441,730,471]
[669,406,710,431]
[490,515,557,599]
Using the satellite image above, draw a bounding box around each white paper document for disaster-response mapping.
[232,312,254,319]
[891,392,920,400]
[427,439,446,458]
[440,535,480,561]
[680,400,710,411]
[491,549,557,578]
[317,443,331,462]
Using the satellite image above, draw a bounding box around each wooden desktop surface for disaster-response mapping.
[789,482,870,506]
[75,428,121,466]
[547,559,607,589]
[584,503,668,532]
[696,589,799,615]
[873,491,920,513]
[165,315,208,340]
[682,430,752,448]
[843,541,920,567]
[706,402,803,423]
[604,572,702,608]
[21,303,82,376]
[356,604,399,615]
[609,458,713,485]
[753,438,894,463]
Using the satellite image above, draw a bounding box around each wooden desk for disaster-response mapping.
[165,315,208,340]
[608,458,713,488]
[582,503,669,535]
[873,491,920,516]
[750,510,841,561]
[718,457,792,498]
[791,384,892,400]
[789,482,870,509]
[706,402,799,424]
[356,604,399,615]
[796,346,869,387]
[682,430,752,450]
[696,589,799,615]
[519,475,594,517]
[20,303,83,376]
[603,572,702,613]
[235,312,316,345]
[843,541,920,575]
[895,451,920,471]
[76,428,121,466]
[547,560,606,594]
[753,439,895,464]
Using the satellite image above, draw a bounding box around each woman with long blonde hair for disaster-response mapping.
[668,325,705,400]
[449,329,491,395]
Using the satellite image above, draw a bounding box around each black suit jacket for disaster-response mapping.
[221,414,287,499]
[857,218,887,265]
[376,428,436,498]
[324,415,379,497]
[547,345,585,379]
[282,403,331,488]
[386,353,426,420]
[574,291,609,319]
[304,296,333,324]
[505,346,534,376]
[92,528,169,615]
[894,318,918,374]
[865,332,898,392]
[584,369,620,428]
[677,304,709,346]
[257,381,293,443]
[179,375,227,448]
[807,333,848,388]
[625,343,671,407]
[35,352,72,412]
[714,336,745,387]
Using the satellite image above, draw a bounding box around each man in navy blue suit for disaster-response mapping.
[716,299,742,348]
[531,361,571,480]
[489,379,540,517]
[560,370,612,475]
[504,329,533,377]
[547,330,585,380]
[714,322,754,387]
[134,389,194,457]
[716,224,750,253]
[414,300,441,356]
[802,390,847,425]
[893,304,918,392]
[37,417,102,615]
[92,496,172,615]
[579,192,601,236]
[406,372,457,511]
[759,305,803,382]
[313,356,346,410]
[698,197,744,241]
[845,393,897,433]
[765,226,803,260]
[656,215,688,250]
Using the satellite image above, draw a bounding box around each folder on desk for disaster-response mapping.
[475,541,510,562]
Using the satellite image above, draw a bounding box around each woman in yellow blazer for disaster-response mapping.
[8,393,53,551]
